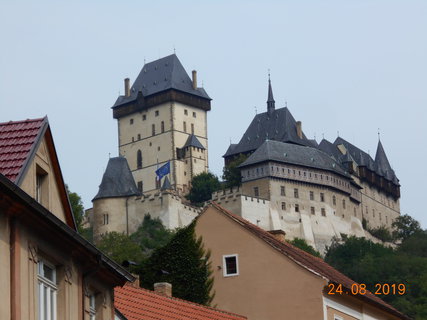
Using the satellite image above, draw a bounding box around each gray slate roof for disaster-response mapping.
[183,134,205,149]
[161,176,172,190]
[319,137,398,185]
[240,140,350,178]
[113,54,210,108]
[224,107,316,157]
[93,157,140,201]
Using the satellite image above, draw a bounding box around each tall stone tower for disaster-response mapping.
[112,54,211,195]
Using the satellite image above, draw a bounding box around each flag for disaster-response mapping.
[155,161,170,180]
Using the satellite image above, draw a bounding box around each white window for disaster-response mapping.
[89,294,96,320]
[223,254,239,277]
[38,260,57,320]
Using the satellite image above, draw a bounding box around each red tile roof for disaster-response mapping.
[207,202,409,320]
[0,117,46,183]
[115,284,247,320]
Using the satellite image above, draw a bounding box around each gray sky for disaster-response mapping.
[1,1,426,228]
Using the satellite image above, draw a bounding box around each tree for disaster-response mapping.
[398,230,427,258]
[138,222,214,305]
[392,214,422,241]
[97,232,145,269]
[131,214,175,256]
[288,238,321,258]
[222,154,248,189]
[367,225,393,242]
[186,172,220,205]
[66,185,85,232]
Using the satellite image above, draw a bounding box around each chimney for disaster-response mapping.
[296,121,303,139]
[124,78,130,97]
[154,282,172,297]
[268,230,286,242]
[192,70,197,89]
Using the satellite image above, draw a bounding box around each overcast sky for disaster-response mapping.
[1,0,426,228]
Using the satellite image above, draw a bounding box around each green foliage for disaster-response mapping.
[65,184,85,232]
[97,232,145,269]
[392,214,422,241]
[222,154,248,188]
[367,225,394,242]
[288,238,321,258]
[138,222,214,305]
[325,235,427,318]
[186,172,221,205]
[80,227,93,243]
[131,214,175,256]
[398,230,427,258]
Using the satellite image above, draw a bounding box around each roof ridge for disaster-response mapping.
[119,284,247,318]
[0,116,46,126]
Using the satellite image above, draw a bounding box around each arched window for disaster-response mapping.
[137,150,142,169]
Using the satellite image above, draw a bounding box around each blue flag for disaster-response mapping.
[155,162,170,180]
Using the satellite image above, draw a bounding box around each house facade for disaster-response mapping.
[195,203,408,320]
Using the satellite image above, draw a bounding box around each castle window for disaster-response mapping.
[223,254,239,277]
[137,150,142,169]
[130,118,134,125]
[183,121,187,133]
[315,174,318,179]
[184,171,187,176]
[288,169,290,174]
[103,214,109,225]
[193,112,196,118]
[294,188,299,198]
[184,109,188,115]
[366,206,368,214]
[191,123,194,134]
[311,207,315,215]
[373,209,375,217]
[280,186,285,196]
[152,124,155,136]
[143,114,146,120]
[137,134,141,140]
[320,193,325,202]
[321,174,323,180]
[304,171,306,177]
[155,110,159,117]
[321,208,326,216]
[132,137,135,142]
[158,146,160,151]
[310,191,314,201]
[254,187,259,197]
[333,195,336,206]
[354,207,357,216]
[295,204,300,212]
[281,202,286,210]
[342,199,346,209]
[161,121,165,133]
[137,181,143,192]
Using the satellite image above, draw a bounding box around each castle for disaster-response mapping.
[91,55,401,251]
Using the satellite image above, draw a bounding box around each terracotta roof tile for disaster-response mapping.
[208,202,409,320]
[115,284,246,320]
[0,118,46,182]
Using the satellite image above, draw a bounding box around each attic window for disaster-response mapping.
[223,254,239,277]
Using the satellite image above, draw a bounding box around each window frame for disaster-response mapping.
[222,254,239,277]
[38,259,57,320]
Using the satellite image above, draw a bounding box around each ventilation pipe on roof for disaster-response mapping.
[192,70,197,89]
[296,121,303,139]
[124,78,130,97]
[154,282,172,297]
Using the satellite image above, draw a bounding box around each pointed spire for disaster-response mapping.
[267,71,275,114]
[375,140,393,176]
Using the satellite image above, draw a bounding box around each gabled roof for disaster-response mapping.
[183,134,205,149]
[0,117,76,229]
[93,157,140,201]
[0,173,134,286]
[115,284,247,320]
[0,117,47,183]
[113,54,210,108]
[203,202,409,320]
[240,140,350,178]
[224,107,316,158]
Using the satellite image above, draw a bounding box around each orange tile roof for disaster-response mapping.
[115,284,247,320]
[0,117,46,183]
[207,202,409,320]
